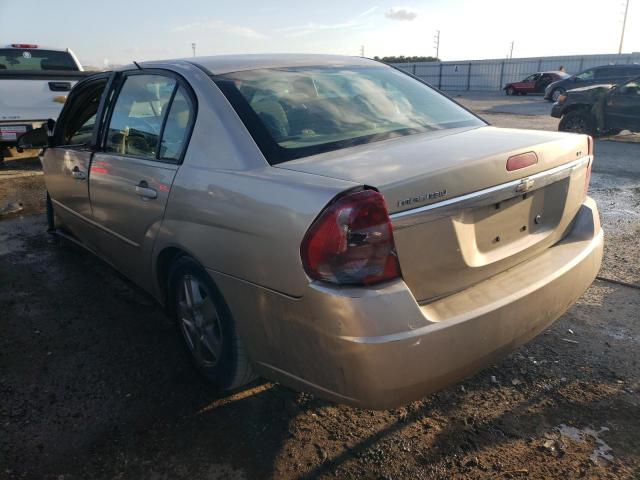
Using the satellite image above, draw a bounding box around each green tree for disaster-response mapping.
[373,55,440,63]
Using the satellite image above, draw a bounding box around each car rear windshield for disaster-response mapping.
[0,49,78,71]
[213,66,484,164]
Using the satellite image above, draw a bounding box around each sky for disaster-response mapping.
[1,0,638,67]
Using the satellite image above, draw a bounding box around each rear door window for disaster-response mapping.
[159,87,194,161]
[0,49,78,71]
[595,67,622,79]
[104,75,176,159]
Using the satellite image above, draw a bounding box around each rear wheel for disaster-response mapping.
[551,88,565,102]
[558,110,595,135]
[168,256,255,390]
[506,86,515,96]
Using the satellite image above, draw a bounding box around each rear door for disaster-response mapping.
[89,70,195,286]
[42,73,111,240]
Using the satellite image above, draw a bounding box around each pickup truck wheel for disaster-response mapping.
[168,256,256,390]
[551,88,565,102]
[559,110,595,135]
[506,86,515,96]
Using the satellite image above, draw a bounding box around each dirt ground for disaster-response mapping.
[1,95,639,480]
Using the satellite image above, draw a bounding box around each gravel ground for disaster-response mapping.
[1,95,639,479]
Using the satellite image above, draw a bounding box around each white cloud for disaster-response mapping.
[171,20,267,40]
[385,8,418,21]
[280,6,378,37]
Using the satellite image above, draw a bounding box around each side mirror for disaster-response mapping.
[17,126,49,149]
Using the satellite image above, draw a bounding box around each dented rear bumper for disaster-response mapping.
[212,198,602,409]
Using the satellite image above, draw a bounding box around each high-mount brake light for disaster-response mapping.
[506,151,538,171]
[11,44,38,49]
[300,189,401,286]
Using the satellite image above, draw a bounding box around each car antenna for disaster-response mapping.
[133,61,142,70]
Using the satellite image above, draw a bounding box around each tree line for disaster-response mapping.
[373,55,439,63]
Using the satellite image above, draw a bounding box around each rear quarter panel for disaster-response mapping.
[148,63,357,299]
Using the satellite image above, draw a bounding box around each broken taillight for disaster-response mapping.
[300,189,401,285]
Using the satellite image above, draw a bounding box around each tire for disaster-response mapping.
[551,88,565,103]
[167,256,255,390]
[558,110,595,135]
[46,192,55,232]
[506,86,515,96]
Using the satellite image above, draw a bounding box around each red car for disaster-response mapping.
[504,71,569,95]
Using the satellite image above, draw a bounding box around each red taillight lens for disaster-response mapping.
[301,189,401,285]
[587,135,594,156]
[11,44,38,48]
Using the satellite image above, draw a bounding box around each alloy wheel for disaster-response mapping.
[177,275,224,367]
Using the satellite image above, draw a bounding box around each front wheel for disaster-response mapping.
[558,110,595,135]
[551,88,565,103]
[168,256,256,390]
[506,86,515,96]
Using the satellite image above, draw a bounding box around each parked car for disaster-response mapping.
[503,71,568,95]
[552,76,640,135]
[0,44,91,162]
[19,54,603,409]
[544,63,640,102]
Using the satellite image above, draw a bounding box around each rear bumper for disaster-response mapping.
[212,198,602,409]
[0,121,44,146]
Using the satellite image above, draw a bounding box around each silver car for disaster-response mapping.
[19,55,603,409]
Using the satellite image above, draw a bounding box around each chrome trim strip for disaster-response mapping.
[52,199,140,247]
[390,156,590,229]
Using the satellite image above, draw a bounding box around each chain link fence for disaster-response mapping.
[392,53,640,91]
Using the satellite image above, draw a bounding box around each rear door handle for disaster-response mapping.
[71,166,86,180]
[135,181,157,200]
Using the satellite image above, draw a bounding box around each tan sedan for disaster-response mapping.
[19,55,603,409]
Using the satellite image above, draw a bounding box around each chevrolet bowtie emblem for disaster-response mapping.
[516,178,535,193]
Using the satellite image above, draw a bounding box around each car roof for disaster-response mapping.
[592,63,640,69]
[143,54,381,75]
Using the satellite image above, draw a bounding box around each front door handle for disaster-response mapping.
[135,180,157,200]
[71,166,86,180]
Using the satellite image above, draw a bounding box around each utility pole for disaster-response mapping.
[433,30,440,60]
[619,0,630,54]
[191,43,196,57]
[360,45,365,57]
[508,41,514,59]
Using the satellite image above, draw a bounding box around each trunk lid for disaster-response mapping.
[277,126,592,302]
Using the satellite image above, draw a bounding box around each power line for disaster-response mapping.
[619,0,630,54]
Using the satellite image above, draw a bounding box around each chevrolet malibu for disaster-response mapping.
[19,55,603,409]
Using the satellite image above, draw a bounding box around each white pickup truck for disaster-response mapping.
[0,44,92,162]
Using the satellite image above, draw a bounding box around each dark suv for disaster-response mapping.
[551,76,640,135]
[544,64,640,102]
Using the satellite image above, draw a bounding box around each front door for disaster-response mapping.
[42,73,111,241]
[606,79,640,132]
[89,71,195,287]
